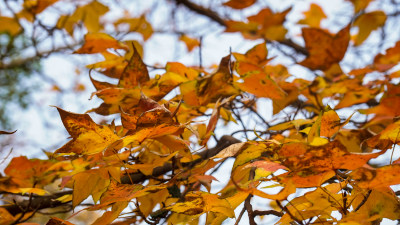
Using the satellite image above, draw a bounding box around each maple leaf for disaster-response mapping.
[74,33,128,54]
[300,25,350,70]
[118,44,150,88]
[0,17,22,36]
[353,11,386,46]
[179,35,200,52]
[298,3,327,28]
[54,107,119,155]
[56,1,109,35]
[196,55,239,105]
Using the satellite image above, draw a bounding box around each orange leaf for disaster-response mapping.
[320,110,340,138]
[54,107,119,155]
[351,164,400,189]
[74,33,127,54]
[298,3,327,28]
[246,160,288,172]
[115,16,153,41]
[0,17,22,36]
[223,0,256,9]
[300,25,350,70]
[56,1,108,35]
[118,44,150,88]
[179,35,200,52]
[236,70,286,99]
[374,41,400,71]
[4,156,54,188]
[360,84,400,117]
[252,180,296,200]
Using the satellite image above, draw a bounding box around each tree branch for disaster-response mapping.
[4,136,240,216]
[3,190,73,216]
[174,0,308,56]
[120,135,240,184]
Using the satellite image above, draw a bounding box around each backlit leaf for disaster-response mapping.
[353,11,386,46]
[54,107,119,155]
[74,33,127,54]
[298,3,327,28]
[300,25,350,70]
[179,35,200,52]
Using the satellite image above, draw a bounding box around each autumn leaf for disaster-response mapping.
[118,44,150,88]
[74,33,127,54]
[300,25,350,70]
[167,192,235,218]
[223,0,256,9]
[22,0,59,15]
[298,3,327,28]
[346,0,374,13]
[72,169,111,207]
[179,35,200,52]
[374,41,400,71]
[360,83,400,117]
[320,109,341,138]
[196,55,239,105]
[4,156,54,188]
[236,68,286,99]
[54,107,119,155]
[248,8,290,41]
[350,164,400,189]
[0,17,22,36]
[353,11,386,46]
[0,208,15,225]
[115,16,153,41]
[56,1,109,35]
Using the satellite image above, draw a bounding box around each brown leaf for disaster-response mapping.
[300,25,350,70]
[118,45,150,88]
[223,0,256,9]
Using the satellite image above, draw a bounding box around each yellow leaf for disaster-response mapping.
[212,142,246,159]
[179,35,200,52]
[320,110,341,138]
[298,3,327,28]
[74,33,127,54]
[354,11,386,45]
[91,201,128,225]
[54,107,119,155]
[72,170,110,207]
[0,208,14,225]
[118,44,150,88]
[17,188,49,196]
[115,16,153,41]
[56,0,108,35]
[0,17,22,36]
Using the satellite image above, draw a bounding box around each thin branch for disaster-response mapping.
[354,190,372,212]
[121,135,240,184]
[174,0,308,56]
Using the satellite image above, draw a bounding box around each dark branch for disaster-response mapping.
[121,135,241,184]
[3,191,73,216]
[174,0,308,56]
